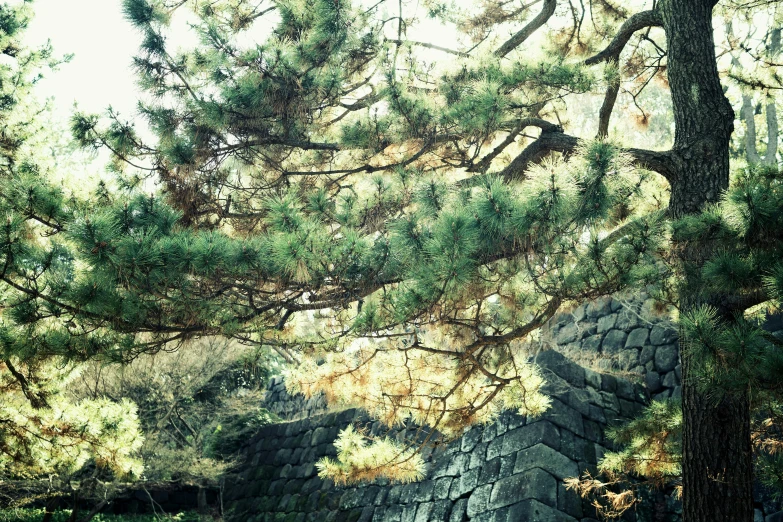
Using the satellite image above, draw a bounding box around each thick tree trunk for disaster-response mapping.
[660,1,754,521]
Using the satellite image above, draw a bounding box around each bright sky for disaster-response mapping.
[25,0,142,119]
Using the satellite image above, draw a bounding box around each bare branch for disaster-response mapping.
[584,9,663,65]
[494,0,557,58]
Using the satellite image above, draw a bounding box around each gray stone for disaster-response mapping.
[466,483,493,518]
[755,509,764,522]
[469,441,488,469]
[671,386,682,400]
[535,350,585,387]
[586,405,606,424]
[625,327,649,348]
[358,506,374,522]
[653,389,672,401]
[559,429,593,462]
[433,477,452,500]
[385,505,403,522]
[489,469,557,509]
[556,322,579,344]
[572,304,587,322]
[650,325,678,346]
[401,503,417,522]
[587,296,612,318]
[481,423,497,443]
[546,399,585,437]
[584,368,601,390]
[487,435,504,460]
[582,334,603,353]
[433,452,469,478]
[616,309,641,330]
[662,371,678,388]
[618,349,639,370]
[429,500,451,522]
[501,420,561,453]
[597,313,617,333]
[615,379,636,401]
[565,388,592,417]
[414,502,433,522]
[479,458,501,485]
[449,467,479,500]
[449,498,468,522]
[558,482,583,519]
[413,480,435,502]
[506,498,577,521]
[513,443,579,480]
[602,330,628,354]
[675,363,682,381]
[311,427,330,446]
[640,344,656,366]
[499,454,516,479]
[645,372,662,393]
[655,344,679,372]
[596,358,613,372]
[584,420,603,445]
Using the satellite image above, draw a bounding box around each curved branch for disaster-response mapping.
[584,9,663,65]
[597,73,621,138]
[498,120,675,180]
[494,0,557,58]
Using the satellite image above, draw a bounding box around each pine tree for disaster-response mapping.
[10,1,783,521]
[0,1,145,486]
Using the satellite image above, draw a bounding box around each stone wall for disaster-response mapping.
[539,292,681,401]
[226,292,783,521]
[223,350,652,522]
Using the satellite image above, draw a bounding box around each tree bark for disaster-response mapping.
[660,1,753,521]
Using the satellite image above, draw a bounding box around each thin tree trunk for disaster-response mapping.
[41,496,61,522]
[661,1,753,521]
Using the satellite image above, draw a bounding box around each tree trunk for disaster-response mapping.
[660,1,754,521]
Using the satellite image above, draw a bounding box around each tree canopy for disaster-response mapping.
[2,0,783,520]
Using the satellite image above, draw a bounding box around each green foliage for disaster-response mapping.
[0,508,202,522]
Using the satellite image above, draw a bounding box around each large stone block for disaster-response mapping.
[558,482,583,519]
[650,325,677,346]
[513,443,579,480]
[501,420,560,454]
[556,322,579,344]
[654,344,679,373]
[466,483,493,518]
[597,313,617,333]
[587,296,613,318]
[505,499,578,522]
[433,477,452,500]
[543,399,584,437]
[489,469,556,509]
[602,330,628,354]
[625,327,649,348]
[582,334,603,353]
[535,350,585,387]
[449,498,468,522]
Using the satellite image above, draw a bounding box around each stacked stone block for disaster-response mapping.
[263,377,330,421]
[224,350,649,522]
[542,293,681,402]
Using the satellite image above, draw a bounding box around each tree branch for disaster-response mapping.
[498,119,675,180]
[584,9,663,65]
[494,0,557,58]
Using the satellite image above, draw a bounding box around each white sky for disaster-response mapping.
[25,0,142,119]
